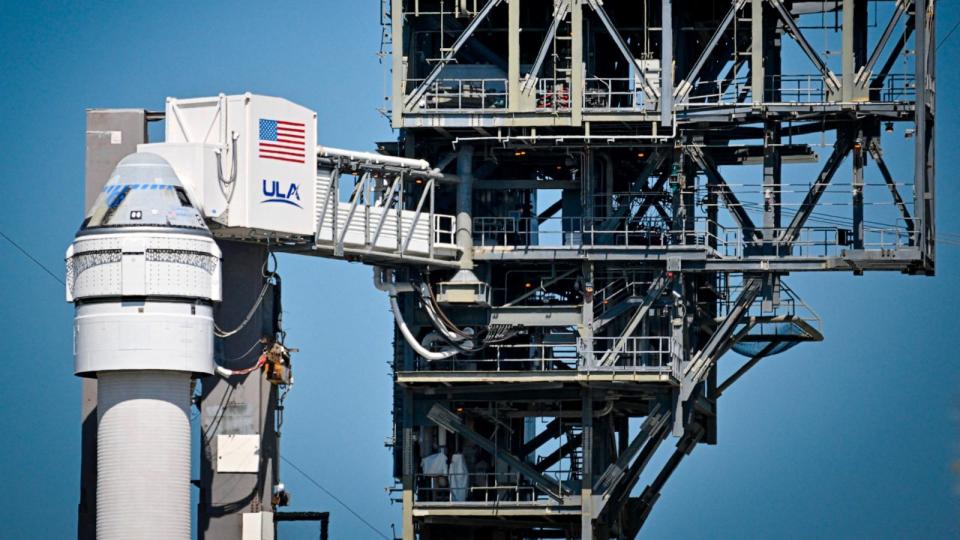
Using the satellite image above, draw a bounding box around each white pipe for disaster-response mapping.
[317,145,432,171]
[97,370,191,540]
[373,268,458,360]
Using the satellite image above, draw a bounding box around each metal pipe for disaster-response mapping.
[316,145,432,171]
[373,268,458,360]
[455,145,475,271]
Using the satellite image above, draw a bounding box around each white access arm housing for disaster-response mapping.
[142,93,318,237]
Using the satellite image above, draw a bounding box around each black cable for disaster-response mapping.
[0,229,64,285]
[939,18,960,51]
[280,455,390,540]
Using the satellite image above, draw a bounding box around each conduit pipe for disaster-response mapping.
[373,267,458,361]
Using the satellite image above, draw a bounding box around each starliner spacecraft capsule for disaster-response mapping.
[66,152,221,540]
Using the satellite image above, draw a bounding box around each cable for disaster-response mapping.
[0,229,65,286]
[939,18,960,51]
[214,250,278,338]
[280,455,391,540]
[225,337,266,363]
[214,279,271,338]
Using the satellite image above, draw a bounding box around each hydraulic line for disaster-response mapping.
[373,267,458,361]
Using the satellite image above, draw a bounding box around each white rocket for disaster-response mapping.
[66,152,221,540]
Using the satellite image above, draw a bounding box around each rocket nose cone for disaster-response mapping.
[79,152,209,233]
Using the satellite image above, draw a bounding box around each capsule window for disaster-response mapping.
[174,187,194,208]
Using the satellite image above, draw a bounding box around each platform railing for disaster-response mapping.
[473,215,732,252]
[403,71,916,114]
[405,78,508,111]
[583,77,648,111]
[414,472,570,504]
[580,336,673,372]
[721,225,911,259]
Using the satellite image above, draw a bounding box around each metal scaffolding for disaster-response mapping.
[380,1,935,538]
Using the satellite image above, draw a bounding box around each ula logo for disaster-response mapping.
[261,180,302,208]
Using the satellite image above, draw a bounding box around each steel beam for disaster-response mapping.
[581,389,594,540]
[602,419,671,524]
[870,17,914,97]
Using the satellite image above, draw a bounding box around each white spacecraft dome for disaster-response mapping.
[80,152,208,234]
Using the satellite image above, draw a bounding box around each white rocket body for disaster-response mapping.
[66,153,221,540]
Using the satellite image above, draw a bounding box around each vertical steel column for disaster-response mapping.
[763,122,782,240]
[580,261,595,369]
[571,0,584,125]
[400,388,415,540]
[580,389,594,540]
[914,0,935,272]
[391,0,405,127]
[842,0,869,102]
[853,130,865,250]
[762,0,781,252]
[508,0,521,112]
[751,0,764,104]
[661,0,673,126]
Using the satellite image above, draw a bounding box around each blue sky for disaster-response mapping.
[0,1,958,538]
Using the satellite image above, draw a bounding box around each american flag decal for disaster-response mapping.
[259,119,306,164]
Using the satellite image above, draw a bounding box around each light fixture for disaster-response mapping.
[885,122,894,134]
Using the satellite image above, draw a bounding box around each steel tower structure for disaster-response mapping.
[73,1,935,538]
[380,1,934,538]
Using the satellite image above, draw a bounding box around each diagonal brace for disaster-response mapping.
[534,433,582,473]
[674,0,748,102]
[856,0,913,88]
[867,139,914,237]
[427,404,568,501]
[767,0,841,95]
[685,145,758,237]
[633,423,705,528]
[593,404,669,494]
[715,341,779,396]
[598,271,671,367]
[683,277,762,390]
[405,0,505,110]
[585,0,660,101]
[779,138,852,244]
[521,0,571,95]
